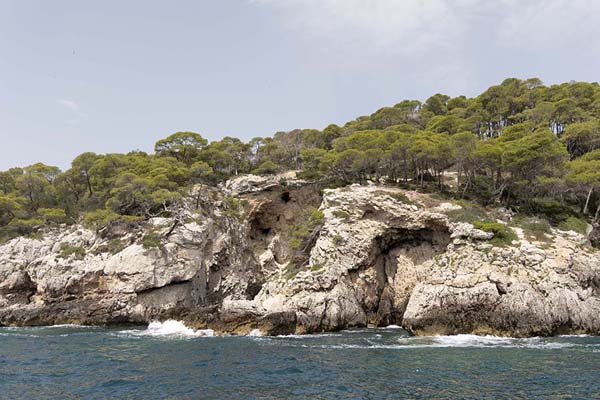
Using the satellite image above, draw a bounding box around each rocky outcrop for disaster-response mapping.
[1,173,599,337]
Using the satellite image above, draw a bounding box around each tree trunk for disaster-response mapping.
[85,173,93,196]
[584,186,594,214]
[165,220,179,238]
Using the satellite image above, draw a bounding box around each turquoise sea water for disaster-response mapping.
[0,323,599,399]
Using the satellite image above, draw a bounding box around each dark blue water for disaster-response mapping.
[1,323,599,399]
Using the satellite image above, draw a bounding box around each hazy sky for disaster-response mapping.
[1,0,599,170]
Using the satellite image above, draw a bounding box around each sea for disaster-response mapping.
[0,321,599,399]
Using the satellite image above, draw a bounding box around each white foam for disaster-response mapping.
[248,329,263,337]
[274,333,338,339]
[274,334,582,350]
[127,320,214,338]
[558,334,590,338]
[433,334,514,347]
[4,324,95,330]
[47,324,92,328]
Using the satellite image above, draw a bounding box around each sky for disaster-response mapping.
[1,0,600,170]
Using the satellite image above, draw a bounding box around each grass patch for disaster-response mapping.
[473,221,517,247]
[446,199,488,224]
[558,216,588,235]
[58,243,86,260]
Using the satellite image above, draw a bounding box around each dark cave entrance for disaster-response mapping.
[357,226,451,327]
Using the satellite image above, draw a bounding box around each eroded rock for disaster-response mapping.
[1,176,599,337]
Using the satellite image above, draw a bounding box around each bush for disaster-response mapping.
[93,239,126,255]
[310,263,324,272]
[252,161,281,176]
[524,197,572,224]
[466,176,495,204]
[332,234,344,245]
[7,218,44,236]
[511,215,552,242]
[58,243,86,260]
[332,210,350,220]
[288,208,324,250]
[558,216,588,235]
[473,220,518,247]
[374,190,414,205]
[38,208,67,224]
[282,262,300,280]
[221,196,247,218]
[84,209,121,229]
[141,232,162,248]
[446,200,488,224]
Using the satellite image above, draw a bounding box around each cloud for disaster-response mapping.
[253,0,466,56]
[251,0,600,95]
[58,99,80,111]
[57,99,87,125]
[494,0,600,50]
[252,0,600,52]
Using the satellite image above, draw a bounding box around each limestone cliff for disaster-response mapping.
[1,173,599,337]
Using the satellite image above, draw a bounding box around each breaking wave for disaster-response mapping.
[120,320,214,338]
[256,332,597,350]
[427,334,575,349]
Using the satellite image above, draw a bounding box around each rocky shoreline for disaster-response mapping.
[1,174,599,337]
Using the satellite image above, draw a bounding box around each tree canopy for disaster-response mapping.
[3,78,600,242]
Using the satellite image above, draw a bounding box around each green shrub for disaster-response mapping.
[310,209,324,223]
[122,215,144,224]
[7,218,44,236]
[473,220,517,247]
[58,243,86,260]
[221,196,247,218]
[141,232,162,248]
[38,208,67,224]
[389,192,414,204]
[310,263,324,272]
[446,200,488,224]
[524,197,572,224]
[558,216,588,235]
[466,176,495,204]
[83,209,121,229]
[93,239,126,255]
[373,190,413,205]
[332,210,350,220]
[511,215,552,242]
[282,262,300,280]
[288,208,324,250]
[332,234,344,245]
[252,161,281,175]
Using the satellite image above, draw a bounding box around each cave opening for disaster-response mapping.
[359,226,451,327]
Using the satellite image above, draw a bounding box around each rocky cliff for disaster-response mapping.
[1,173,599,336]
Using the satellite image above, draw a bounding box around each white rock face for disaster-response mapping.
[0,188,262,329]
[1,176,599,337]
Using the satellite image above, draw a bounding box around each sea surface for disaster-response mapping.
[1,321,599,399]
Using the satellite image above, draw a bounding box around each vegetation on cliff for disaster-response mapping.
[2,78,600,242]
